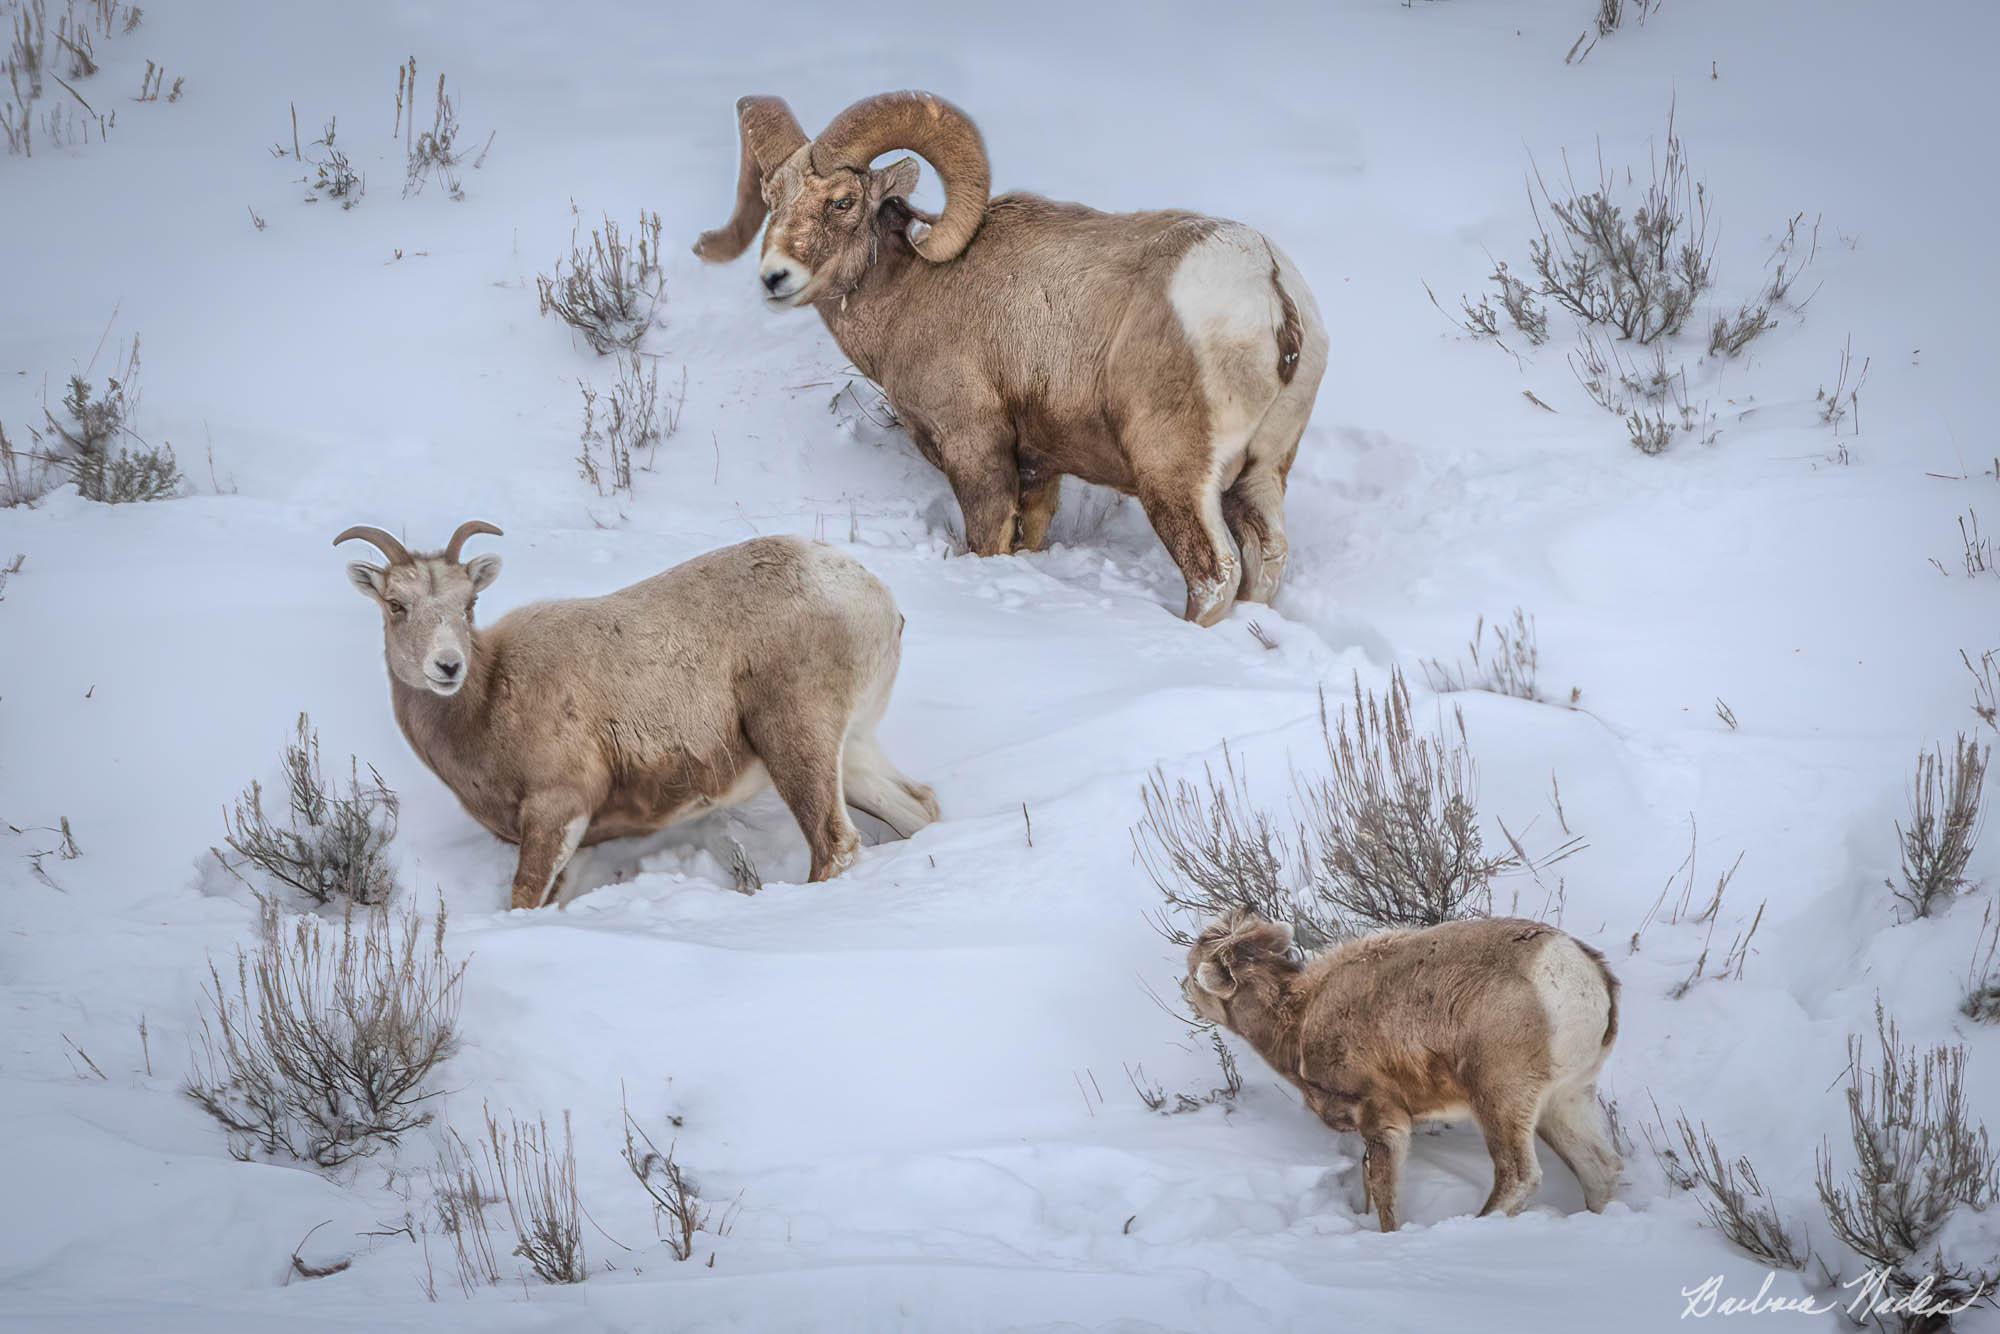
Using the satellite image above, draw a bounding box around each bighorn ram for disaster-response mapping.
[336,522,938,908]
[695,91,1329,627]
[1185,911,1621,1232]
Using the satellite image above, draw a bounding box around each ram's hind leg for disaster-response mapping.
[1134,434,1241,627]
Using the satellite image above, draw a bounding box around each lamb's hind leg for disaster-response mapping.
[1473,1089,1545,1218]
[1536,1083,1622,1212]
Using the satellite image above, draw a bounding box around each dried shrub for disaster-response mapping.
[1135,741,1328,946]
[1525,104,1712,346]
[577,354,684,496]
[537,208,664,354]
[1297,669,1534,931]
[1422,607,1542,701]
[1816,1005,2000,1320]
[1957,510,1993,579]
[36,343,181,502]
[395,59,484,199]
[1136,669,1574,949]
[1706,214,1819,360]
[1891,736,1988,920]
[306,116,361,208]
[622,1094,735,1262]
[1125,1032,1243,1116]
[186,898,465,1168]
[213,712,400,907]
[1651,1105,1809,1270]
[483,1107,585,1284]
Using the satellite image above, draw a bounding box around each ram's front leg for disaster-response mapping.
[939,423,1021,556]
[510,792,594,910]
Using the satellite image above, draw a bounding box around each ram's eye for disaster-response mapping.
[830,196,854,212]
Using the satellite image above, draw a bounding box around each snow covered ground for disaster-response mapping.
[3,0,1997,1329]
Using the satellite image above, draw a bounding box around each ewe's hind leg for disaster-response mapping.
[1473,1092,1545,1219]
[1536,1084,1622,1212]
[1133,440,1241,627]
[744,712,859,881]
[842,733,939,838]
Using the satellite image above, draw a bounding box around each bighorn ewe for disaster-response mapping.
[336,521,938,908]
[695,91,1328,627]
[1184,911,1621,1232]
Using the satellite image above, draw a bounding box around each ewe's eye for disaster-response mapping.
[387,600,407,618]
[829,196,854,213]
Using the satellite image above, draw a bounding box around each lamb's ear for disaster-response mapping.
[465,553,502,594]
[347,561,387,601]
[1194,955,1238,999]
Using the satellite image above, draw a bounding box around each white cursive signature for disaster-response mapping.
[1680,1269,1988,1320]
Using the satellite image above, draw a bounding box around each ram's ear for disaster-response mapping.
[347,562,387,602]
[871,155,920,205]
[465,553,502,594]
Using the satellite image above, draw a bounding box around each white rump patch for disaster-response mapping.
[1168,224,1287,449]
[1531,936,1614,1088]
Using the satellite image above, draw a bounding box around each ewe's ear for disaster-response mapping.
[872,156,920,204]
[465,553,502,594]
[347,562,387,601]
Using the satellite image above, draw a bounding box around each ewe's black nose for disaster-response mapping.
[762,270,787,293]
[435,660,460,679]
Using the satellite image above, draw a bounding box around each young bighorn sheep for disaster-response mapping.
[695,91,1329,627]
[336,521,938,908]
[1185,911,1621,1232]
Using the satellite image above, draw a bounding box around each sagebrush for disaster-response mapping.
[622,1094,736,1262]
[1816,1005,2000,1322]
[1136,668,1571,949]
[186,898,465,1168]
[213,712,400,907]
[537,208,664,354]
[1891,735,1988,921]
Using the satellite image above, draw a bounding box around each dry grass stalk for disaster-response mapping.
[621,1095,735,1261]
[428,1127,503,1294]
[484,1107,586,1283]
[1422,607,1542,701]
[1966,902,2000,1025]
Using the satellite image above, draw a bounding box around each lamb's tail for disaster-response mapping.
[1575,938,1621,1049]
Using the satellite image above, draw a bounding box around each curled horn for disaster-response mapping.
[443,520,504,563]
[810,91,990,263]
[332,525,412,565]
[693,95,808,263]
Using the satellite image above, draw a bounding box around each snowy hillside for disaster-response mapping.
[3,0,1997,1329]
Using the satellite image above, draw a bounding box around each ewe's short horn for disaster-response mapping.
[443,520,504,563]
[811,91,990,263]
[693,95,808,263]
[332,525,412,564]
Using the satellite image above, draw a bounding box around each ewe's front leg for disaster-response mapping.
[511,792,593,910]
[1015,471,1062,551]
